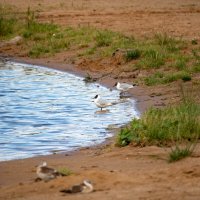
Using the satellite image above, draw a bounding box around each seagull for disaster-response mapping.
[60,179,94,194]
[114,82,135,95]
[36,162,62,182]
[93,95,112,111]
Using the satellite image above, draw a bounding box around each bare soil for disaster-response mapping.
[2,0,200,39]
[1,144,200,200]
[0,0,200,199]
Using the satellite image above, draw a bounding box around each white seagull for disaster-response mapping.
[81,179,94,193]
[93,95,112,111]
[114,82,135,95]
[36,162,62,182]
[60,179,94,194]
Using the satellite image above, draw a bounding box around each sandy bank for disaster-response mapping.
[0,56,200,200]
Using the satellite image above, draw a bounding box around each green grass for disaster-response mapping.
[168,144,195,162]
[144,71,191,86]
[191,39,198,45]
[144,72,164,86]
[175,56,188,70]
[154,33,184,52]
[192,62,200,72]
[29,44,50,57]
[57,167,73,176]
[117,98,200,146]
[124,49,141,61]
[0,4,17,37]
[136,48,166,68]
[95,30,113,47]
[0,6,200,86]
[0,17,16,37]
[164,71,191,83]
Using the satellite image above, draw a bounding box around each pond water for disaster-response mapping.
[0,60,139,161]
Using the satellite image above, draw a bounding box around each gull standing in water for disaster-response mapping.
[114,82,135,96]
[93,94,112,111]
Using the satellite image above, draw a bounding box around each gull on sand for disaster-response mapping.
[36,162,63,181]
[114,82,135,95]
[60,179,94,194]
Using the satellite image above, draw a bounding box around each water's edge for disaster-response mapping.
[0,58,139,162]
[0,55,143,113]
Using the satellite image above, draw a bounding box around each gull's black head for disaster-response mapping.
[93,95,99,99]
[113,82,118,87]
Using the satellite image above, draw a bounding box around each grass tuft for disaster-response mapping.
[181,74,192,82]
[191,39,198,45]
[57,167,73,176]
[168,144,195,162]
[95,30,113,47]
[116,96,200,147]
[155,33,183,52]
[124,49,141,61]
[144,71,191,86]
[137,48,165,68]
[117,127,134,147]
[29,44,50,58]
[0,16,16,37]
[175,56,188,70]
[144,72,164,86]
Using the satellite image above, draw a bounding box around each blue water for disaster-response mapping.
[0,60,139,161]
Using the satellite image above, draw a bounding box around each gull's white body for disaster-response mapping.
[93,95,112,110]
[116,82,134,92]
[36,162,58,181]
[60,179,94,193]
[82,180,94,193]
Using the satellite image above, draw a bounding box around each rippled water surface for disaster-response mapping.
[0,60,138,161]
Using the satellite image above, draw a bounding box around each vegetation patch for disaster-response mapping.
[168,144,195,162]
[144,71,191,86]
[124,49,141,62]
[154,33,184,52]
[57,167,73,176]
[95,30,113,47]
[0,17,16,37]
[140,49,165,68]
[117,98,200,147]
[0,6,200,86]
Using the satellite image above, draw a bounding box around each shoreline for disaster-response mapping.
[1,58,199,200]
[0,56,139,163]
[1,54,156,113]
[1,42,200,200]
